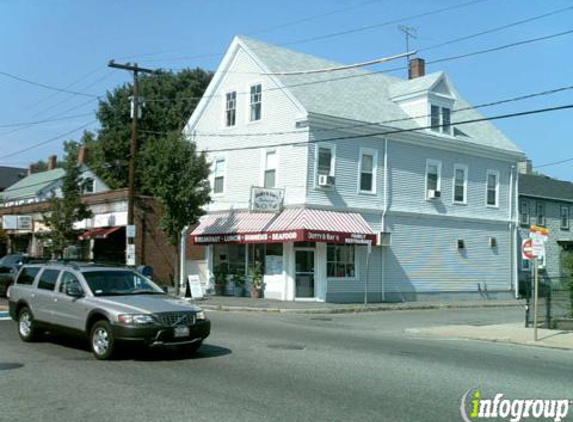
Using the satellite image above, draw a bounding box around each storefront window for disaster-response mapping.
[264,243,283,275]
[213,244,246,275]
[327,244,355,278]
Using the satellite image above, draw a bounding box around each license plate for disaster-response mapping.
[174,326,190,338]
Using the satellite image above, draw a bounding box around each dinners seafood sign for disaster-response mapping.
[250,187,284,212]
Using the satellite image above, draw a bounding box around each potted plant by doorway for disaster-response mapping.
[232,267,246,297]
[249,262,264,299]
[213,263,228,296]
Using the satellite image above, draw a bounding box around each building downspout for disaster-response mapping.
[508,165,517,298]
[381,138,389,302]
[513,166,520,298]
[179,225,190,297]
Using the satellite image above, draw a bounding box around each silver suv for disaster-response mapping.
[8,263,210,360]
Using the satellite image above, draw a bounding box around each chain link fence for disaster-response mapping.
[522,276,573,330]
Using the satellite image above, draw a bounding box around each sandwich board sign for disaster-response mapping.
[187,275,204,299]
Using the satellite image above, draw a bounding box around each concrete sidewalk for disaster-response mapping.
[406,323,573,351]
[193,296,524,314]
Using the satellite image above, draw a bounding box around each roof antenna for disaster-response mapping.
[398,25,417,69]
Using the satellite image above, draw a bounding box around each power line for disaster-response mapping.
[0,120,98,161]
[137,0,494,64]
[145,27,573,104]
[197,103,573,154]
[118,0,386,62]
[140,83,573,138]
[0,112,95,129]
[419,4,573,52]
[534,157,573,170]
[0,70,100,98]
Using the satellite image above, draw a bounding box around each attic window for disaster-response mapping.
[430,105,452,135]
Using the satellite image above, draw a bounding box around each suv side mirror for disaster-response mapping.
[66,285,84,298]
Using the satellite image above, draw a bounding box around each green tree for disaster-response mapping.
[140,132,211,287]
[91,68,212,189]
[42,144,93,259]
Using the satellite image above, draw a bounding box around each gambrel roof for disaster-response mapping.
[234,35,522,154]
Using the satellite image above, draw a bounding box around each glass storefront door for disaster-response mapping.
[295,249,315,298]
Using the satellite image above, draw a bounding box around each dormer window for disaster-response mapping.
[430,105,452,134]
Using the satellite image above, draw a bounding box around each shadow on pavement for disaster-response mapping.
[39,332,231,361]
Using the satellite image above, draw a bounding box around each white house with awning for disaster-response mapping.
[184,35,525,303]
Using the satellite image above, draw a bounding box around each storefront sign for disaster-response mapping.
[191,230,376,245]
[1,215,33,231]
[250,187,284,213]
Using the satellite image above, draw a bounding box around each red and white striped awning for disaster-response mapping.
[190,208,376,245]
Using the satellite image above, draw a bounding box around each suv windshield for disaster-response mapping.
[82,270,164,296]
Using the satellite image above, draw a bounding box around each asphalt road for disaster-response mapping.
[0,306,572,422]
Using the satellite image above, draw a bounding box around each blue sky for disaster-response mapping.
[0,0,572,180]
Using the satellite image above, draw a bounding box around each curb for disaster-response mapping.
[201,301,524,315]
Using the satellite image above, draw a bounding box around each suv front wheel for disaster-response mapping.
[18,307,38,342]
[90,320,116,360]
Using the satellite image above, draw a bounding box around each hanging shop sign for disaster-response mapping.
[250,187,284,213]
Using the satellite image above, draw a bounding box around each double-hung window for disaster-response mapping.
[359,148,377,193]
[225,91,236,127]
[536,202,545,226]
[250,84,262,122]
[453,164,468,204]
[486,170,499,207]
[263,150,277,188]
[520,201,530,226]
[561,206,570,230]
[426,159,442,199]
[316,144,335,186]
[430,105,452,134]
[327,244,356,278]
[213,158,226,194]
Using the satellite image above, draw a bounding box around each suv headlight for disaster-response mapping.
[196,310,206,321]
[118,314,156,325]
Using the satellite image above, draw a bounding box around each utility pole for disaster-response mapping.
[107,60,157,267]
[398,25,417,67]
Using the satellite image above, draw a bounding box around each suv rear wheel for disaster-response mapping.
[18,307,38,342]
[90,320,116,360]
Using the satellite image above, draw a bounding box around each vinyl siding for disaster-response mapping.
[387,140,513,221]
[306,129,385,210]
[385,215,512,295]
[191,47,308,211]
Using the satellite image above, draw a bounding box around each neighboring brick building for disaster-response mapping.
[518,171,573,284]
[0,189,178,287]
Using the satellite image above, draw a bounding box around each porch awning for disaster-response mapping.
[190,208,376,245]
[78,226,123,241]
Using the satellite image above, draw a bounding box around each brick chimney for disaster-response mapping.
[77,145,88,165]
[47,155,57,171]
[518,160,533,175]
[408,57,425,79]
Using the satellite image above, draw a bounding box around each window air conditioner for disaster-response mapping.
[428,189,441,199]
[318,174,335,187]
